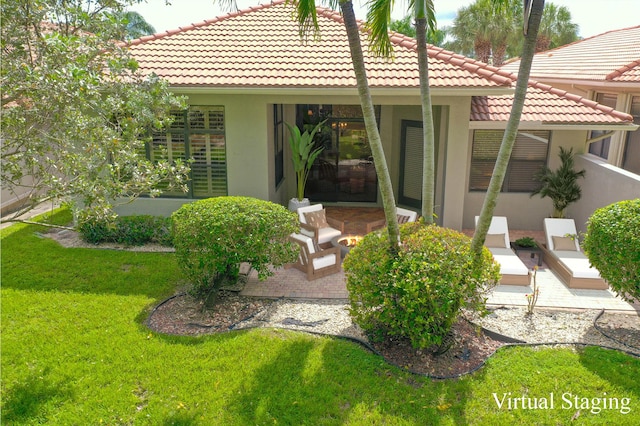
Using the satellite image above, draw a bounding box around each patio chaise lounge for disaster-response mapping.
[540,218,607,290]
[289,233,342,280]
[475,216,531,286]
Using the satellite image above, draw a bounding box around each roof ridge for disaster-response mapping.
[527,80,634,123]
[606,59,640,81]
[126,0,285,46]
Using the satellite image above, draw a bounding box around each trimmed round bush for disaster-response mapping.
[171,197,299,300]
[343,222,501,350]
[583,199,640,302]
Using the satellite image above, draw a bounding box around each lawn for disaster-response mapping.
[2,209,639,425]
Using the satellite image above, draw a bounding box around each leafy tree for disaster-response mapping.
[583,199,640,303]
[1,0,189,226]
[117,10,157,40]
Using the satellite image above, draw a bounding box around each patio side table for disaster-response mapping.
[510,242,543,267]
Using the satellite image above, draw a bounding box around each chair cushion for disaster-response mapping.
[317,226,342,245]
[552,236,577,251]
[553,251,601,279]
[304,209,328,228]
[489,248,530,276]
[312,254,338,269]
[485,233,507,248]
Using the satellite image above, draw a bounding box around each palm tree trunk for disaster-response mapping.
[415,13,435,224]
[471,0,545,257]
[340,0,400,250]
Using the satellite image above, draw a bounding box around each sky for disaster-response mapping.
[129,0,639,39]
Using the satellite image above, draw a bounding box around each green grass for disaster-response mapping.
[2,209,639,425]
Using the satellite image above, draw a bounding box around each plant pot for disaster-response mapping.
[288,198,310,212]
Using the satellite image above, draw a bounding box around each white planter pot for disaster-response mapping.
[288,198,310,212]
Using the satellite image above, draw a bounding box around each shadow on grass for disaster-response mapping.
[1,215,180,300]
[225,330,476,425]
[1,368,73,424]
[578,346,640,395]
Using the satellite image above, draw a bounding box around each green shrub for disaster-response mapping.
[583,199,640,302]
[78,215,173,246]
[343,222,501,350]
[171,196,299,301]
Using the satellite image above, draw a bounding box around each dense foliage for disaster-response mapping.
[344,222,501,349]
[171,197,299,301]
[78,215,173,246]
[1,0,189,224]
[583,199,640,302]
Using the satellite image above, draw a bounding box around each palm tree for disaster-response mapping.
[530,147,586,218]
[367,0,438,224]
[536,3,579,51]
[390,15,445,46]
[471,0,547,257]
[292,0,402,249]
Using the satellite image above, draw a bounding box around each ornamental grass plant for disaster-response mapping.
[2,209,639,425]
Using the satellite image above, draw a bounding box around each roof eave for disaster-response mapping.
[469,121,639,131]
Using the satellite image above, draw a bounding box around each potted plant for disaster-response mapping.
[514,236,537,249]
[285,120,326,211]
[530,147,586,218]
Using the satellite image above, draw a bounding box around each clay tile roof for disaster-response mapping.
[125,0,514,89]
[501,25,640,82]
[471,80,634,124]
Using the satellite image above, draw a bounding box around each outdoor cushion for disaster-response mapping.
[485,233,507,248]
[552,251,601,279]
[552,236,578,251]
[312,253,338,269]
[316,226,342,244]
[489,248,531,276]
[304,209,328,228]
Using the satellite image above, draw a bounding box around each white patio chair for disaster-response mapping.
[297,204,344,246]
[475,216,531,286]
[289,233,341,280]
[542,218,607,289]
[365,207,419,233]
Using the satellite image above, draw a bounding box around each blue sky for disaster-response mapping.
[130,0,638,39]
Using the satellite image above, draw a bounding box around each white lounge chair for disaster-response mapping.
[541,218,607,289]
[297,204,344,247]
[289,233,341,280]
[475,216,531,286]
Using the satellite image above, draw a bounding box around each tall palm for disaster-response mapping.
[471,0,546,257]
[536,3,578,51]
[390,15,445,46]
[292,0,401,249]
[367,0,437,224]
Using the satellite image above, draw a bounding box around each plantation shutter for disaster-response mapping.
[470,130,549,192]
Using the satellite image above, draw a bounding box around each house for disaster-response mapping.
[502,26,640,230]
[119,0,637,232]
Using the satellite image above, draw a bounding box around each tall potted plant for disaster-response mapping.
[531,147,586,218]
[285,120,325,211]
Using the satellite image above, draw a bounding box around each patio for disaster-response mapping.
[241,207,640,314]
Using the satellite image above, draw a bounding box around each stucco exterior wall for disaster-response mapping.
[568,155,640,234]
[461,129,590,231]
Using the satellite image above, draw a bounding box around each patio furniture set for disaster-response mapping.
[287,205,607,290]
[475,216,607,289]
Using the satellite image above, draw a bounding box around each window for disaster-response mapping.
[588,93,617,159]
[274,104,284,187]
[469,130,550,192]
[622,96,640,174]
[149,106,227,198]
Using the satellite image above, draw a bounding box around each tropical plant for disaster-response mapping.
[534,2,579,52]
[344,221,500,349]
[514,236,537,248]
[583,199,640,302]
[389,15,445,46]
[472,0,547,257]
[530,146,586,218]
[0,0,189,227]
[171,197,299,304]
[285,120,326,201]
[116,10,157,40]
